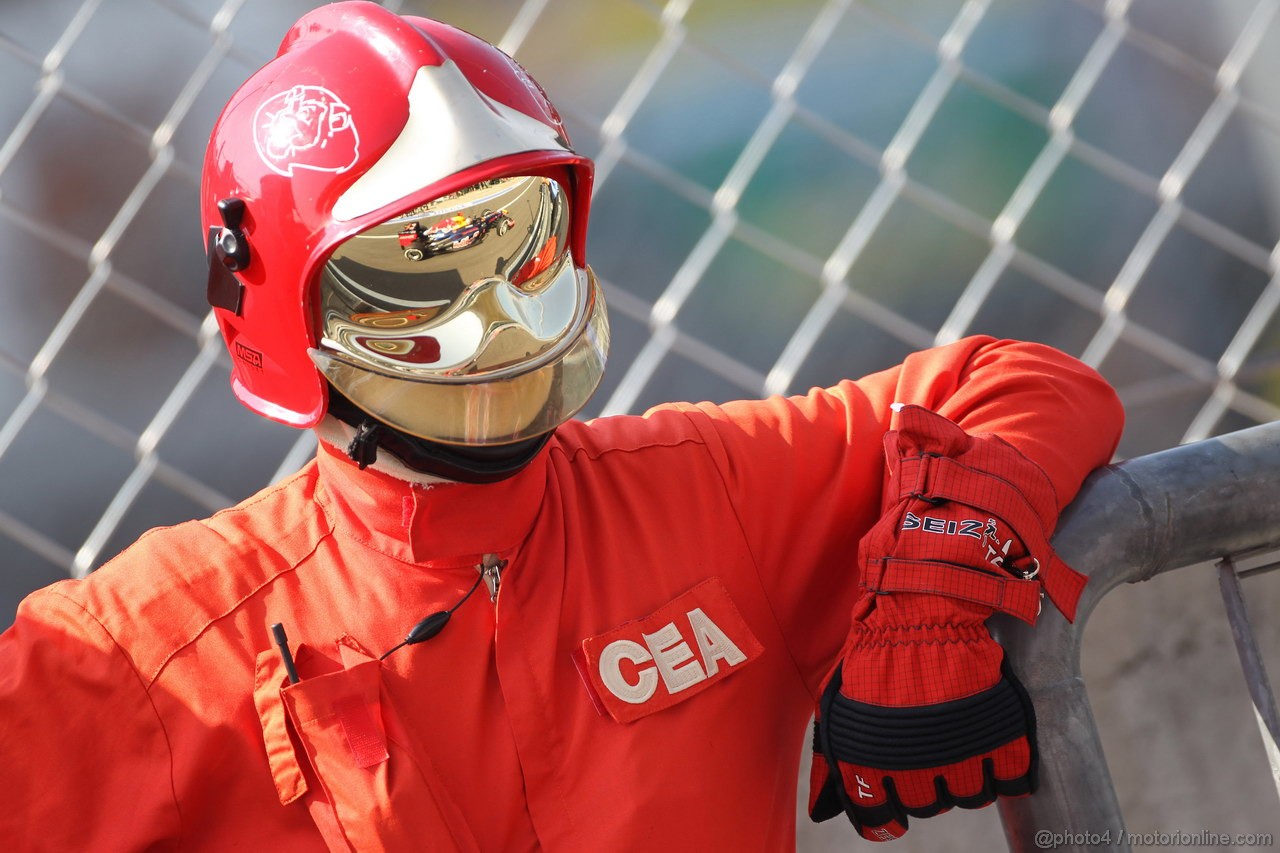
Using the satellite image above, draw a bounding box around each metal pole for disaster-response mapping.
[994,420,1280,852]
[1216,556,1280,803]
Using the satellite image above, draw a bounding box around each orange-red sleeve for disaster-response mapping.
[671,336,1124,695]
[0,585,182,848]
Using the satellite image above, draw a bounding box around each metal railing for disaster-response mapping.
[997,420,1280,852]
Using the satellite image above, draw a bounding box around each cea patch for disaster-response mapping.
[572,577,763,724]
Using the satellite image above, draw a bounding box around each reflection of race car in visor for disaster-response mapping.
[397,209,515,261]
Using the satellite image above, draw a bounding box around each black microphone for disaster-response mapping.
[379,558,505,661]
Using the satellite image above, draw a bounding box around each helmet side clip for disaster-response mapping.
[206,197,250,315]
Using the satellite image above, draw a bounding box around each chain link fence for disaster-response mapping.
[1,0,1278,849]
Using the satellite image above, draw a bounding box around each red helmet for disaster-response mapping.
[201,2,607,449]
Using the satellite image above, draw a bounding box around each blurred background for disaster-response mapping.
[1,0,1278,849]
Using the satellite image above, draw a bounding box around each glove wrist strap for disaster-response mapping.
[893,453,1086,621]
[862,558,1043,624]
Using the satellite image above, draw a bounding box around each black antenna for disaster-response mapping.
[270,622,300,684]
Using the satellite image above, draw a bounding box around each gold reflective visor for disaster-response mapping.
[311,175,608,445]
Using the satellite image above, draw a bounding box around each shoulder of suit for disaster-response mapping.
[44,461,329,684]
[547,402,720,464]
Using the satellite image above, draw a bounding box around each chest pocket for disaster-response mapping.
[253,636,481,852]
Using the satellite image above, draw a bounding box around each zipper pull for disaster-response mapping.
[479,553,506,602]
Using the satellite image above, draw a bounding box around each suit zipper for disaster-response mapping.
[480,553,505,602]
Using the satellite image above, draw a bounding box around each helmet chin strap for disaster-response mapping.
[325,385,550,485]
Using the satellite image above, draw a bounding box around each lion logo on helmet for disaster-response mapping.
[253,85,361,177]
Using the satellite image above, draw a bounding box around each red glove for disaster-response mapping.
[809,406,1087,841]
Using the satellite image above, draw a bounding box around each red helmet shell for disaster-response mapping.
[200,2,593,427]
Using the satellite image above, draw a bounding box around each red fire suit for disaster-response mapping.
[0,337,1123,851]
